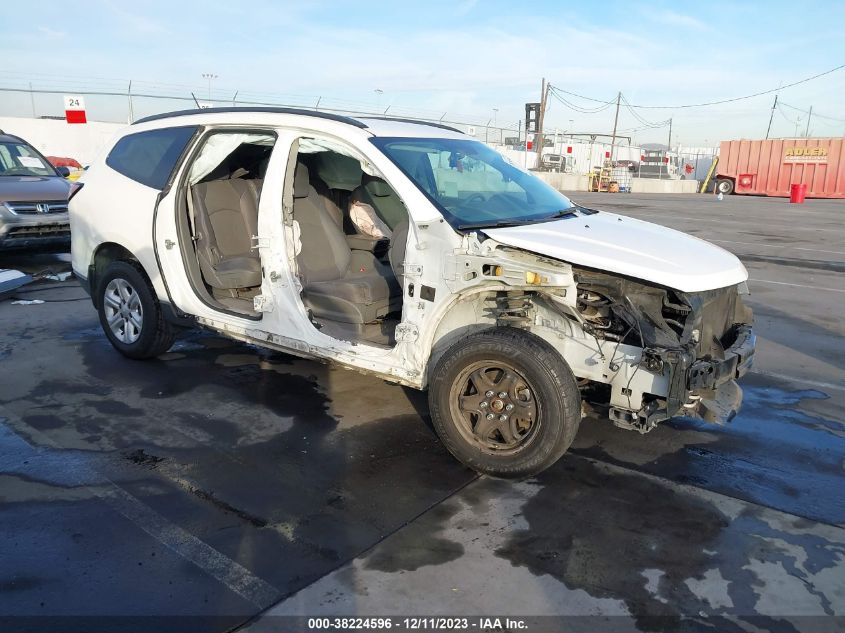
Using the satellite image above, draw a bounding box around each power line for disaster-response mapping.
[548,86,617,105]
[778,100,845,123]
[552,64,845,109]
[547,87,615,114]
[620,94,670,128]
[777,103,800,125]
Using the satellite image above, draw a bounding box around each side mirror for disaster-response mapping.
[56,166,71,178]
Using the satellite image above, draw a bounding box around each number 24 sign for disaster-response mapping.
[64,95,86,110]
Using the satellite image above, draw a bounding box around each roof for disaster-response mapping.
[131,107,466,138]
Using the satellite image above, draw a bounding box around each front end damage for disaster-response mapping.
[569,268,755,432]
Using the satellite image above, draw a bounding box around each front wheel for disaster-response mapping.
[428,328,581,478]
[97,260,175,359]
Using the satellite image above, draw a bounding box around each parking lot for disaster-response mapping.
[1,193,843,632]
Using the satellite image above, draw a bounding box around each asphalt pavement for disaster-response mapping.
[0,193,843,633]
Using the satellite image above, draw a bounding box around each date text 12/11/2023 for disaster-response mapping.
[306,617,528,631]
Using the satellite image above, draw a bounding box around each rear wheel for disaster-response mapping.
[428,328,581,478]
[716,178,734,195]
[97,260,175,359]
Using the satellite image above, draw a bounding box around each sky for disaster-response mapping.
[0,0,843,145]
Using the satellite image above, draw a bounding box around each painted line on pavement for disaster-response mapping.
[752,370,845,393]
[748,278,845,293]
[709,239,845,256]
[2,418,280,608]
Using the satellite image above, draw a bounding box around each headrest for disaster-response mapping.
[293,163,310,198]
[364,177,393,197]
[313,152,362,191]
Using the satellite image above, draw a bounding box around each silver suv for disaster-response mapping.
[0,131,72,251]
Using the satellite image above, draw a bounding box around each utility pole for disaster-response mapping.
[202,73,218,103]
[667,118,673,152]
[765,94,778,139]
[127,80,134,124]
[805,106,813,137]
[536,77,549,159]
[609,91,621,161]
[28,82,36,118]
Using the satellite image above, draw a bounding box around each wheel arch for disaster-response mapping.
[420,287,504,388]
[419,285,592,390]
[422,286,573,388]
[89,242,152,309]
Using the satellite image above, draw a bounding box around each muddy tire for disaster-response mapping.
[428,328,581,478]
[716,178,734,195]
[96,260,175,359]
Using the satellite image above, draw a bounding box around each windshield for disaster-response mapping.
[0,141,58,177]
[370,137,579,229]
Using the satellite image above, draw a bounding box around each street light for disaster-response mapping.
[202,73,218,102]
[374,88,383,112]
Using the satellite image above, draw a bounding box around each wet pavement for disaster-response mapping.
[1,194,844,632]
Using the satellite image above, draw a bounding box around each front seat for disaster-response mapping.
[190,179,262,290]
[349,175,407,231]
[292,164,400,323]
[311,151,362,230]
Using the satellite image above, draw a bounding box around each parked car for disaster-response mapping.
[0,130,72,251]
[70,107,755,477]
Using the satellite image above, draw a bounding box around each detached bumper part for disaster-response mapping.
[688,325,755,390]
[610,325,756,431]
[679,325,755,424]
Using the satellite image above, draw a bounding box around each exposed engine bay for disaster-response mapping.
[569,267,755,432]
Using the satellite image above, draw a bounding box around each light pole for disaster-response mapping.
[202,73,218,103]
[493,108,499,143]
[374,88,383,113]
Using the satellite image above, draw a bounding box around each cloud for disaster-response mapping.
[647,9,709,31]
[36,26,66,40]
[454,0,478,16]
[101,1,170,35]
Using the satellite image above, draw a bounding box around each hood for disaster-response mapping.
[0,176,71,203]
[485,211,747,293]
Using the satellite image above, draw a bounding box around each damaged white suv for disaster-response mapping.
[70,107,755,477]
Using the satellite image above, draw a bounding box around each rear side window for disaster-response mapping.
[106,126,197,189]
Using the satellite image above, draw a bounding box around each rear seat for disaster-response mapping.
[190,178,262,290]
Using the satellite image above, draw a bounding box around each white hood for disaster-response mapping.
[485,211,748,293]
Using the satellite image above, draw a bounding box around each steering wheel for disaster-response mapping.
[465,193,486,206]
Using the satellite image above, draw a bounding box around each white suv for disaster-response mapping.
[70,107,755,477]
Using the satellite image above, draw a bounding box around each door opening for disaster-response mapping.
[287,138,409,347]
[178,131,275,317]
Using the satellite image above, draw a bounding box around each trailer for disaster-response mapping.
[714,137,845,199]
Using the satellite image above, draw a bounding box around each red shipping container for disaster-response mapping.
[716,138,845,199]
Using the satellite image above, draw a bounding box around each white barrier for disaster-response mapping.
[0,116,125,165]
[534,171,700,194]
[630,178,699,194]
[532,172,590,192]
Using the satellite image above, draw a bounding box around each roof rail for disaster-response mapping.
[358,116,464,134]
[132,106,368,128]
